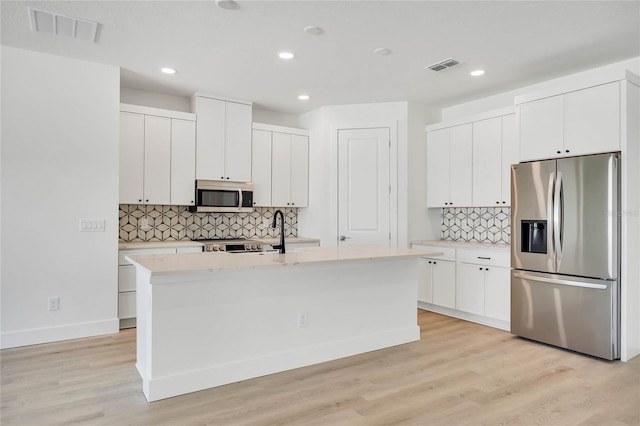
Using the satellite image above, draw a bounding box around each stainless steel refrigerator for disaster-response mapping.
[510,153,620,360]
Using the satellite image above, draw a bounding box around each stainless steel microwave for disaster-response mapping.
[190,180,254,213]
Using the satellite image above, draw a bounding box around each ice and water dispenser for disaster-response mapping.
[521,220,547,254]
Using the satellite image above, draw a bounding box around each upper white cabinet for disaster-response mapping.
[193,95,252,182]
[251,124,309,208]
[119,104,196,206]
[472,114,518,206]
[517,81,621,162]
[426,123,472,207]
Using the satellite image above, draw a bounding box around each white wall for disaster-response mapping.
[252,107,301,128]
[298,102,411,247]
[1,47,120,348]
[120,87,191,112]
[442,57,640,120]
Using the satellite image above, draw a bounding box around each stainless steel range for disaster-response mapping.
[194,239,264,253]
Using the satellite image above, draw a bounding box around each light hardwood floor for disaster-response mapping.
[2,310,639,425]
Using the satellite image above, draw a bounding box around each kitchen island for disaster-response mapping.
[126,245,441,402]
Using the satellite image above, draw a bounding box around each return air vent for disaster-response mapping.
[426,58,462,72]
[28,8,98,43]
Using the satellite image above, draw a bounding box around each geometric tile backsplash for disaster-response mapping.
[441,207,510,244]
[119,205,298,242]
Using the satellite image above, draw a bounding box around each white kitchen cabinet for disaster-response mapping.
[170,119,196,206]
[119,104,196,206]
[251,129,273,207]
[414,246,456,308]
[118,244,203,328]
[456,263,486,316]
[484,266,511,322]
[426,123,472,207]
[194,95,252,182]
[251,124,309,208]
[119,112,171,205]
[518,82,620,162]
[472,114,518,206]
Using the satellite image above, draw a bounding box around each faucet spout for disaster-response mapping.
[271,210,286,254]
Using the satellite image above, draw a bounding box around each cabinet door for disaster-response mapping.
[472,117,502,207]
[432,260,456,309]
[448,124,473,207]
[119,112,145,204]
[195,97,226,180]
[564,82,620,156]
[225,102,252,182]
[271,132,291,206]
[289,135,309,207]
[501,114,518,205]
[417,258,434,303]
[426,128,450,207]
[484,266,511,322]
[171,119,196,206]
[251,129,273,207]
[143,115,171,205]
[519,96,564,162]
[456,263,485,315]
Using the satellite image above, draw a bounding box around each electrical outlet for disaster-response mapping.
[141,218,149,230]
[263,218,269,229]
[298,312,309,328]
[48,297,59,311]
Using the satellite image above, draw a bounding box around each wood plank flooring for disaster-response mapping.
[2,310,638,425]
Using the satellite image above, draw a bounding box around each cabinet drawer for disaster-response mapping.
[118,247,177,265]
[457,249,510,267]
[412,245,456,262]
[118,265,136,292]
[118,291,136,319]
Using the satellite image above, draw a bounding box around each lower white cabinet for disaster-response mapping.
[412,243,511,330]
[118,244,203,328]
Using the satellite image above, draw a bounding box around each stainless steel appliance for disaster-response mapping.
[511,153,620,360]
[190,180,253,213]
[194,238,265,253]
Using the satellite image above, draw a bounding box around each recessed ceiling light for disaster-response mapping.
[278,52,296,60]
[304,26,323,35]
[470,69,485,76]
[215,0,237,10]
[161,67,177,74]
[298,94,310,101]
[374,48,392,56]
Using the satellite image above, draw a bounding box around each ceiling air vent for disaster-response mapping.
[426,58,462,72]
[28,8,98,43]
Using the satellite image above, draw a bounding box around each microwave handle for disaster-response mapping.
[237,188,243,209]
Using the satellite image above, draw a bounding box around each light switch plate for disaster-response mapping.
[80,218,105,232]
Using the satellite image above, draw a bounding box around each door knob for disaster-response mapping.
[339,235,351,241]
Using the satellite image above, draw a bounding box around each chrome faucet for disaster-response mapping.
[271,209,286,254]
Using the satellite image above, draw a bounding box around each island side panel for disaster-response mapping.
[135,267,152,395]
[142,257,419,402]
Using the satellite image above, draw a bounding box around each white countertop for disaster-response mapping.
[410,239,510,252]
[119,240,205,250]
[257,237,320,245]
[126,245,442,276]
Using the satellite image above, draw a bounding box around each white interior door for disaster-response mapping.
[338,128,390,247]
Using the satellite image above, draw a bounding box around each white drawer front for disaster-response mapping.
[118,265,136,292]
[411,245,456,262]
[457,249,510,267]
[118,291,136,319]
[176,246,203,253]
[118,247,177,265]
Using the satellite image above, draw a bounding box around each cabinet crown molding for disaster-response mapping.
[191,92,252,107]
[252,122,309,136]
[120,103,196,121]
[425,106,515,132]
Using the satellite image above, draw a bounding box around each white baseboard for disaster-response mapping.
[1,319,119,349]
[418,303,510,331]
[144,325,420,402]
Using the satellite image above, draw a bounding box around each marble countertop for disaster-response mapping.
[119,240,205,250]
[410,239,510,252]
[256,237,320,245]
[126,245,441,276]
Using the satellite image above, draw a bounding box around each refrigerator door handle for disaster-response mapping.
[554,171,563,262]
[513,272,608,290]
[548,171,556,259]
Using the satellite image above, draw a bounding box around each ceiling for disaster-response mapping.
[2,1,639,115]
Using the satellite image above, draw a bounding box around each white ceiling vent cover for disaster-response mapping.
[426,58,462,72]
[28,8,98,43]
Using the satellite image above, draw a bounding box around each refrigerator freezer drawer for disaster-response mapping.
[511,270,619,360]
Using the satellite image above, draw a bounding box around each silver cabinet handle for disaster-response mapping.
[339,236,351,241]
